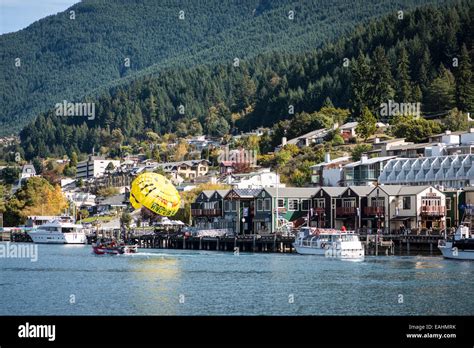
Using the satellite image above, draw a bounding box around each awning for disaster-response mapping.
[390,216,414,221]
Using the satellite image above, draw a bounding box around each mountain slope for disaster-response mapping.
[1,0,444,135]
[18,0,474,159]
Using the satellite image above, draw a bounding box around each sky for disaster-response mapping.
[0,0,79,34]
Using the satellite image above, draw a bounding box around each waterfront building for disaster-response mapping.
[223,189,261,234]
[254,187,319,233]
[190,185,449,235]
[366,185,446,233]
[341,155,397,186]
[378,154,474,189]
[76,156,121,179]
[191,190,229,229]
[312,187,348,228]
[442,189,464,228]
[334,186,374,230]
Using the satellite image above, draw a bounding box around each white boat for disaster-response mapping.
[28,217,87,244]
[293,227,364,259]
[438,224,474,260]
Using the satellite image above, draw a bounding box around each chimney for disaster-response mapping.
[281,137,287,146]
[374,137,380,144]
[360,154,368,164]
[324,153,331,163]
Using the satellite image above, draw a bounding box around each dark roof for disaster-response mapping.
[99,194,127,206]
[225,189,261,198]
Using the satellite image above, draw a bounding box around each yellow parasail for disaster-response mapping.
[130,172,181,217]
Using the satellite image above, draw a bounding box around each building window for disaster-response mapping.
[288,199,299,211]
[264,198,271,211]
[301,199,309,211]
[231,201,237,212]
[314,199,325,208]
[446,197,451,211]
[343,199,356,208]
[278,199,285,208]
[224,201,231,212]
[257,199,263,212]
[402,197,411,210]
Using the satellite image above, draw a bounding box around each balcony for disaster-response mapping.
[364,206,385,216]
[421,206,445,216]
[191,208,222,217]
[336,207,356,216]
[191,209,202,216]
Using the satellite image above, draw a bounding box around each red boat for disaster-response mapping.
[92,239,138,255]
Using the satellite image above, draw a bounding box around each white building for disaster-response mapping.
[379,154,474,189]
[20,164,36,180]
[310,154,351,186]
[76,156,120,179]
[224,168,285,189]
[64,191,97,208]
[366,185,446,232]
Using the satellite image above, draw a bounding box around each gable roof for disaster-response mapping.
[263,187,320,198]
[346,186,376,196]
[286,128,328,145]
[377,185,435,196]
[321,187,347,197]
[225,188,262,199]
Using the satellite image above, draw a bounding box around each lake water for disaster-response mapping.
[1,243,473,315]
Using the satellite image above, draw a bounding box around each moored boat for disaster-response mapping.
[27,217,87,244]
[438,224,474,260]
[293,227,364,259]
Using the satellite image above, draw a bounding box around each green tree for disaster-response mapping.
[120,211,132,230]
[395,46,412,102]
[391,114,443,143]
[444,108,468,132]
[331,133,345,146]
[350,51,371,117]
[78,209,89,220]
[1,167,20,185]
[351,144,372,161]
[32,158,43,175]
[456,45,474,112]
[356,107,377,141]
[425,65,456,112]
[369,46,395,116]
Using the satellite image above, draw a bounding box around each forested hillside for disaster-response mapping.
[19,0,474,160]
[1,0,444,135]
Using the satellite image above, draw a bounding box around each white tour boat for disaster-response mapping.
[293,227,364,259]
[438,224,474,260]
[28,217,87,244]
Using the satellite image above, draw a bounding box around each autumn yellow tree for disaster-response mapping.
[14,177,68,218]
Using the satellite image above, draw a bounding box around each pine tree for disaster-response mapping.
[425,64,456,112]
[455,44,474,112]
[369,46,395,117]
[396,47,412,102]
[355,107,377,142]
[350,51,371,117]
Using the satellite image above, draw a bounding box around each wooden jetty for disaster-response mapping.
[122,231,443,256]
[127,233,296,253]
[5,228,443,256]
